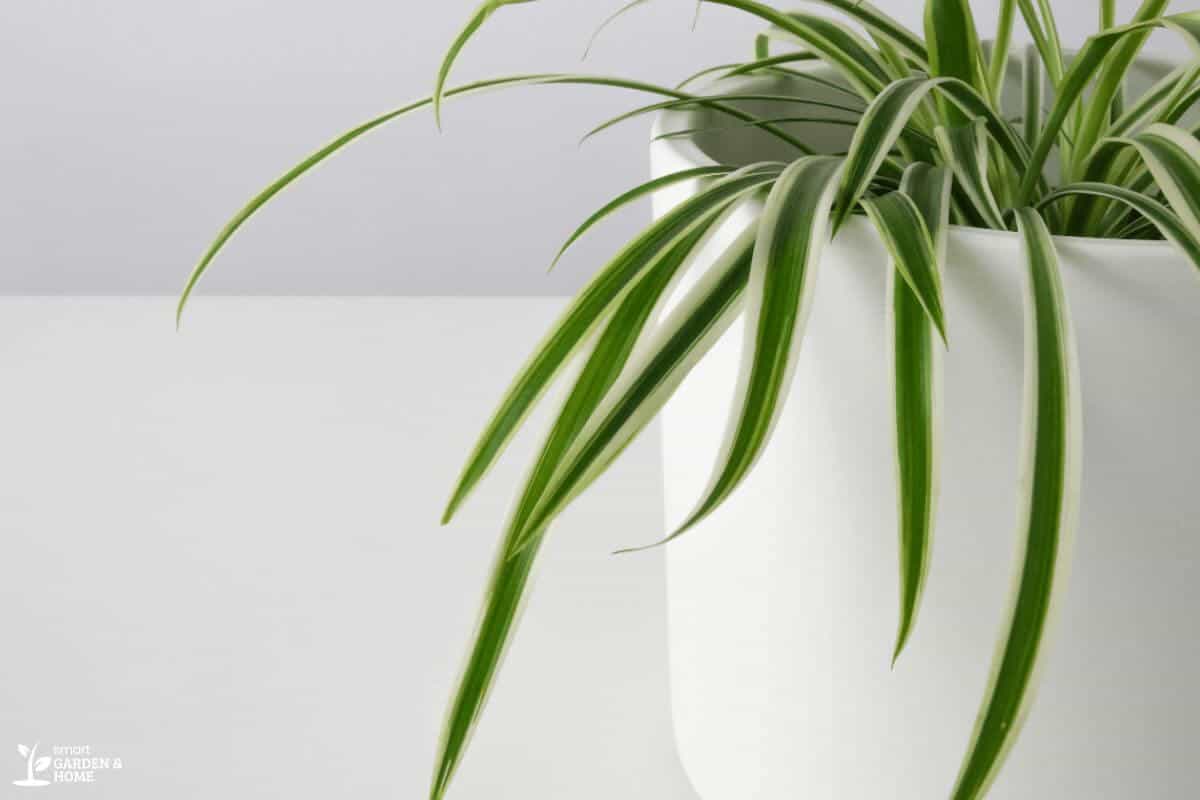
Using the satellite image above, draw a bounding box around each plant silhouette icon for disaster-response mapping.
[13,743,50,787]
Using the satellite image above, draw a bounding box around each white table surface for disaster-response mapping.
[0,297,698,799]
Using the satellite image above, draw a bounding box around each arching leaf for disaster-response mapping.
[950,208,1082,800]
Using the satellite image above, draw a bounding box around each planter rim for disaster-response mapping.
[651,69,1181,257]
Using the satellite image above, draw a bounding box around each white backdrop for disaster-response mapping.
[0,297,695,798]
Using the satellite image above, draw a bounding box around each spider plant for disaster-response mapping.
[181,1,1200,797]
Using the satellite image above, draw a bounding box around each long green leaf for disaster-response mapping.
[887,162,951,663]
[429,220,714,800]
[832,74,1037,232]
[515,228,761,554]
[951,207,1081,800]
[861,191,948,340]
[180,74,555,323]
[937,79,1035,172]
[179,73,790,323]
[935,120,1008,230]
[648,155,844,546]
[834,76,942,231]
[925,0,988,125]
[549,166,733,270]
[433,0,536,127]
[441,164,780,524]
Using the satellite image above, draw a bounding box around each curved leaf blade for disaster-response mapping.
[951,207,1082,800]
[1122,123,1200,236]
[834,75,942,231]
[581,92,864,149]
[1039,181,1200,270]
[441,165,780,524]
[433,0,536,127]
[582,0,651,60]
[861,192,948,341]
[887,162,951,663]
[703,0,892,99]
[655,155,844,545]
[802,0,928,66]
[935,119,1008,230]
[550,166,733,270]
[675,52,818,90]
[514,228,760,554]
[429,221,714,800]
[180,72,792,323]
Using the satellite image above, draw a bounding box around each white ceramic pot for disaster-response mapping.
[650,70,1200,799]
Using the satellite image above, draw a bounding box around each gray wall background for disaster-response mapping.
[0,1,1191,297]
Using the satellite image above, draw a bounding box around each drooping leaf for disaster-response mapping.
[933,79,1036,181]
[179,72,798,323]
[441,164,780,524]
[430,220,718,800]
[861,191,948,341]
[433,0,537,127]
[886,162,951,663]
[549,166,734,270]
[834,75,943,230]
[644,155,844,547]
[513,228,760,554]
[950,207,1081,800]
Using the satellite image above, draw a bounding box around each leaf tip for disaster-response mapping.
[891,630,909,669]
